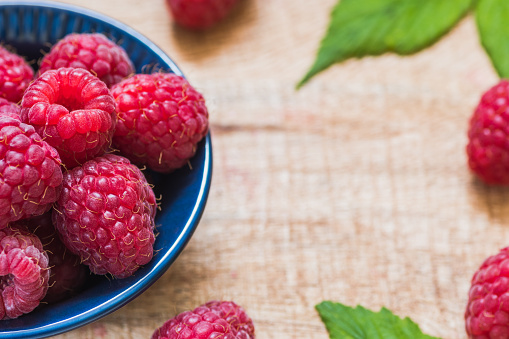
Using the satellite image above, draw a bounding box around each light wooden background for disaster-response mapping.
[45,0,506,338]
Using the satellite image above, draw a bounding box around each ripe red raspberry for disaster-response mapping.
[0,45,34,103]
[465,247,509,338]
[0,97,20,119]
[53,154,157,279]
[0,115,62,229]
[39,33,134,88]
[20,67,116,169]
[16,212,89,304]
[0,225,50,319]
[152,300,255,339]
[111,73,208,173]
[466,80,509,185]
[166,0,239,30]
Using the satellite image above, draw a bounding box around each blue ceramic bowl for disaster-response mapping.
[0,1,212,338]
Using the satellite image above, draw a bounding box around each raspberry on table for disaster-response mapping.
[0,114,62,229]
[465,247,509,338]
[52,154,157,279]
[111,72,209,173]
[467,80,509,185]
[166,0,239,30]
[152,300,255,339]
[16,212,89,304]
[0,225,50,320]
[20,67,117,169]
[0,45,34,104]
[39,33,134,88]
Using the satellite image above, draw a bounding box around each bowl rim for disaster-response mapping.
[0,1,213,338]
[0,0,184,77]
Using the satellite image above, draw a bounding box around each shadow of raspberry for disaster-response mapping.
[167,0,256,61]
[467,177,509,225]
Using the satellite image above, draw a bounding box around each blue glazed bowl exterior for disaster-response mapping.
[0,1,212,338]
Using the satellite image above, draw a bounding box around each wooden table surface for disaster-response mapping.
[48,1,503,338]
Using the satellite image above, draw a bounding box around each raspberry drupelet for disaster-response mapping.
[20,67,116,169]
[111,72,209,173]
[52,154,157,279]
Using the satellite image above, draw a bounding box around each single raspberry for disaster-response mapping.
[39,33,134,88]
[0,97,20,119]
[111,73,208,173]
[20,67,116,169]
[52,154,157,279]
[152,300,255,339]
[0,45,34,103]
[465,247,509,338]
[0,225,50,319]
[0,115,62,229]
[466,80,509,185]
[15,212,89,304]
[166,0,239,30]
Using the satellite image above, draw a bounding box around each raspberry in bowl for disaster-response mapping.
[0,2,212,338]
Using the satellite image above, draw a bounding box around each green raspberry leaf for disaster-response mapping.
[297,0,474,88]
[476,0,509,78]
[316,301,441,339]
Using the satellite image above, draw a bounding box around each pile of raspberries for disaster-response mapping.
[0,32,209,319]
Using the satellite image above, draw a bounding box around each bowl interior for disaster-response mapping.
[0,2,211,338]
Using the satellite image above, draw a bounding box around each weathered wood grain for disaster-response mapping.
[46,1,506,338]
